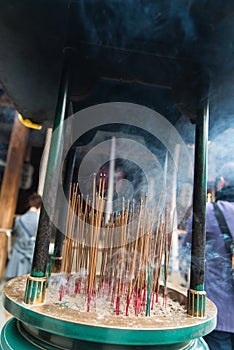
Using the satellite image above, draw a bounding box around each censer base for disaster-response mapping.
[1,276,217,349]
[1,318,209,350]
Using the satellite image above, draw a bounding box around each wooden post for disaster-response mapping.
[0,113,29,280]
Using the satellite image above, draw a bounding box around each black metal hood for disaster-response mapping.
[0,0,233,130]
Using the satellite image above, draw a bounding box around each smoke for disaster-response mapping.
[208,128,234,184]
[78,0,197,52]
[76,1,234,130]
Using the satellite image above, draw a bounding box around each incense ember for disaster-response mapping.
[49,178,175,317]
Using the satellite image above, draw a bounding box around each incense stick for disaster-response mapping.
[56,176,175,317]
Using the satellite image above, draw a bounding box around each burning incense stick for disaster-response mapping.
[57,175,175,316]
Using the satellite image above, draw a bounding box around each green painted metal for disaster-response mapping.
[2,292,216,347]
[190,97,209,294]
[0,318,210,350]
[195,285,204,292]
[1,319,36,350]
[29,47,72,279]
[31,271,44,277]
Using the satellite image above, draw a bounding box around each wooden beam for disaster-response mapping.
[0,113,29,280]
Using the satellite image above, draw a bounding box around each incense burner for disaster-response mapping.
[1,275,216,349]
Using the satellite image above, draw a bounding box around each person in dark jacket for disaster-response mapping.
[181,162,234,350]
[4,193,42,280]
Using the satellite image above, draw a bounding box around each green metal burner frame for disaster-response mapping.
[1,277,217,349]
[2,297,216,346]
[0,318,212,350]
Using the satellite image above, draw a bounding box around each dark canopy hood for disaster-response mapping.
[0,0,233,130]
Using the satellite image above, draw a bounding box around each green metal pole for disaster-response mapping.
[51,146,76,273]
[24,47,73,304]
[188,97,209,317]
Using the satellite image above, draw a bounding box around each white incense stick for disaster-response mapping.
[105,136,116,224]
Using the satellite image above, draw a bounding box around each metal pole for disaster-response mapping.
[187,97,209,317]
[37,128,53,196]
[24,47,73,304]
[51,146,76,273]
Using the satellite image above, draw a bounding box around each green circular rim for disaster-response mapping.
[1,318,210,350]
[3,292,217,346]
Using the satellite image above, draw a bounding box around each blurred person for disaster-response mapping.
[4,193,42,280]
[181,162,234,350]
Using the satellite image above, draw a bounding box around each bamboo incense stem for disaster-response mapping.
[92,173,96,209]
[55,169,176,317]
[106,136,116,224]
[126,200,143,310]
[146,262,153,316]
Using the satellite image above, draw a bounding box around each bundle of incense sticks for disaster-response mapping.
[59,174,174,316]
